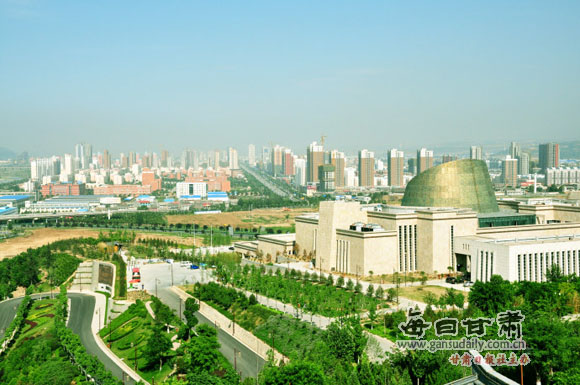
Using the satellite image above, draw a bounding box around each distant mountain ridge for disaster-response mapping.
[0,147,17,160]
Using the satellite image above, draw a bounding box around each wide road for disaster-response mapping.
[67,293,136,385]
[0,293,134,384]
[156,287,265,379]
[0,293,55,340]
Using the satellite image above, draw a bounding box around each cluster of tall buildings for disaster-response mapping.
[253,139,440,192]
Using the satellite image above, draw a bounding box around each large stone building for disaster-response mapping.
[235,160,580,283]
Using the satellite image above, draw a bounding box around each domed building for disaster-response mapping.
[401,159,499,213]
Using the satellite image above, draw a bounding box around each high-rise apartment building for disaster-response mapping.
[282,149,294,176]
[248,144,256,166]
[509,142,521,159]
[539,143,559,172]
[294,158,306,187]
[228,147,239,170]
[129,152,136,167]
[519,152,530,175]
[417,148,434,174]
[161,150,169,167]
[358,149,375,187]
[306,142,324,183]
[213,150,221,169]
[103,150,111,170]
[408,158,417,175]
[271,145,284,176]
[318,164,335,192]
[31,157,60,181]
[387,149,405,187]
[261,146,270,168]
[62,154,75,177]
[345,167,357,187]
[502,156,518,187]
[470,146,483,160]
[330,150,345,187]
[75,143,92,169]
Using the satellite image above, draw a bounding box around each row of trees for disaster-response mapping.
[216,264,384,317]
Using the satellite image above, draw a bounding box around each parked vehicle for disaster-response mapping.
[463,281,474,287]
[445,276,456,284]
[190,264,200,270]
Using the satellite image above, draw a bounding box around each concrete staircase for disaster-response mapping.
[70,261,94,291]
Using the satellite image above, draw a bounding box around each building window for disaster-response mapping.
[540,253,543,282]
[485,252,489,282]
[404,226,408,272]
[523,254,527,281]
[398,226,402,271]
[490,252,493,278]
[414,225,418,271]
[518,254,521,282]
[480,251,484,281]
[534,254,538,282]
[451,225,455,272]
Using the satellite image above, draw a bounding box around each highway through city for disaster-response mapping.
[239,163,298,201]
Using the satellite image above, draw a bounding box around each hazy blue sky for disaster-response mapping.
[1,1,579,156]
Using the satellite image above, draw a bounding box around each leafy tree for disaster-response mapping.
[183,298,200,337]
[468,275,515,315]
[260,361,326,385]
[144,324,172,370]
[346,279,354,291]
[336,276,345,288]
[366,284,374,298]
[325,318,367,364]
[183,324,221,374]
[375,286,384,300]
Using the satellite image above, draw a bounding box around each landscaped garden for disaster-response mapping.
[98,300,176,383]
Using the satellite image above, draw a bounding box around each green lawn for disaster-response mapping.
[98,301,176,383]
[17,299,57,341]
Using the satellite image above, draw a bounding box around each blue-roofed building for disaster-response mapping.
[0,206,17,216]
[0,195,33,209]
[207,191,229,202]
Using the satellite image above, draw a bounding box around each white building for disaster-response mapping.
[31,157,60,181]
[176,182,207,198]
[345,167,358,187]
[459,234,580,282]
[248,144,256,166]
[294,158,306,187]
[229,147,239,170]
[546,167,580,186]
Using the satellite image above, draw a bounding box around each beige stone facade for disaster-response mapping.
[236,199,580,279]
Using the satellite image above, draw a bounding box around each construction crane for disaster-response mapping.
[320,135,326,146]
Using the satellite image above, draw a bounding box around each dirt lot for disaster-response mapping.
[167,207,315,228]
[0,228,205,260]
[135,232,203,247]
[0,228,101,260]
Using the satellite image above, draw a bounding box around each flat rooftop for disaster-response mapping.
[258,233,296,242]
[0,195,32,201]
[461,233,580,246]
[477,211,535,218]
